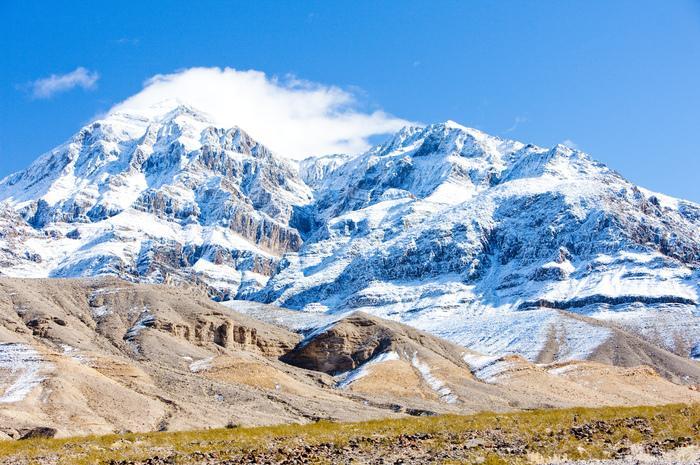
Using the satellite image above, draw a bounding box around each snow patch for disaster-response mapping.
[547,364,580,376]
[542,259,575,274]
[337,351,400,389]
[0,343,49,403]
[463,352,521,383]
[189,356,214,373]
[462,352,500,371]
[469,358,519,384]
[124,308,155,353]
[61,344,91,365]
[90,306,111,318]
[691,343,700,360]
[411,354,457,403]
[124,309,156,340]
[297,319,343,349]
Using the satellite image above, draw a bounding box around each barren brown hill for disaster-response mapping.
[0,278,698,440]
[0,278,395,438]
[279,311,700,411]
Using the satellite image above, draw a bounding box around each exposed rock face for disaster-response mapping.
[282,312,468,375]
[18,427,57,440]
[284,316,394,374]
[80,276,301,357]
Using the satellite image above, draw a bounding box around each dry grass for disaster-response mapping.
[1,403,698,464]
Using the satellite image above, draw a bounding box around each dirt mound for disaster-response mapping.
[281,312,469,374]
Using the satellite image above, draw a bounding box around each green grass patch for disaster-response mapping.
[0,403,698,464]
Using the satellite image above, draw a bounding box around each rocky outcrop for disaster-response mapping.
[282,312,470,375]
[223,206,303,255]
[283,316,393,374]
[518,295,697,311]
[18,427,58,440]
[150,312,298,357]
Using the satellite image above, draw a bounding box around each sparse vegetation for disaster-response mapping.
[0,404,698,464]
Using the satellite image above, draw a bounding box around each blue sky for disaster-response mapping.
[2,1,700,201]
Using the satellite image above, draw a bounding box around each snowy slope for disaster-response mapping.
[0,103,311,299]
[255,122,700,361]
[2,106,699,363]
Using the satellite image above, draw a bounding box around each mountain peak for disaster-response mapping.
[157,103,214,124]
[441,119,480,134]
[107,99,215,126]
[435,120,493,140]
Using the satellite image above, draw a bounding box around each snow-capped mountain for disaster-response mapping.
[254,121,700,362]
[1,104,699,363]
[0,103,311,299]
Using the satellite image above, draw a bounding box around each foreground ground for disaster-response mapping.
[0,404,698,465]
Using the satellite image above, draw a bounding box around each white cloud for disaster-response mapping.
[108,67,411,159]
[562,139,578,149]
[28,67,99,99]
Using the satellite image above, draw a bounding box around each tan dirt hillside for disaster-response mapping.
[280,311,700,412]
[0,278,698,439]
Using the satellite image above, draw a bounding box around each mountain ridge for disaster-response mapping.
[1,100,699,367]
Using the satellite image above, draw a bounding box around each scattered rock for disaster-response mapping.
[19,427,57,440]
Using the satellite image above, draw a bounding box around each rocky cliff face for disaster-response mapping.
[1,107,699,365]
